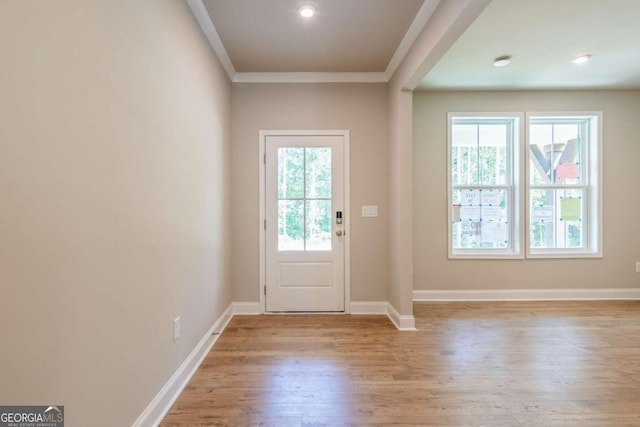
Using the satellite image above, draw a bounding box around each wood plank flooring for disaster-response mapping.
[161,301,640,426]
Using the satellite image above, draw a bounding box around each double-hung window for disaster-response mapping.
[527,113,602,257]
[448,112,602,259]
[448,114,522,258]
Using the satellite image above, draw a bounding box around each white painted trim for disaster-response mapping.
[386,303,417,331]
[343,133,351,314]
[186,0,442,85]
[234,72,388,84]
[233,302,261,315]
[132,303,234,427]
[399,0,491,91]
[384,0,441,79]
[413,288,640,302]
[351,301,419,332]
[259,132,266,314]
[133,298,421,426]
[524,111,604,259]
[350,301,389,315]
[447,113,525,259]
[186,0,236,81]
[259,130,351,314]
[133,296,423,426]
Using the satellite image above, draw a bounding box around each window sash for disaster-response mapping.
[526,112,601,257]
[528,185,588,250]
[448,114,521,258]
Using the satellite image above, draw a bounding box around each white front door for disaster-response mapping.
[264,133,346,312]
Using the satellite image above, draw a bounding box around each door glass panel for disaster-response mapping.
[278,200,304,251]
[306,200,332,251]
[306,147,331,198]
[277,146,333,251]
[278,147,304,198]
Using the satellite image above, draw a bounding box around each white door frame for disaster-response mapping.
[259,130,350,314]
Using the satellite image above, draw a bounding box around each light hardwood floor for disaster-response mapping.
[161,301,640,426]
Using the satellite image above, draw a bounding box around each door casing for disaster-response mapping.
[259,130,350,314]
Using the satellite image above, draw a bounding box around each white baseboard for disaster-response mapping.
[132,303,233,427]
[413,288,640,302]
[351,301,416,330]
[349,301,389,314]
[386,303,416,331]
[232,301,261,315]
[134,298,417,426]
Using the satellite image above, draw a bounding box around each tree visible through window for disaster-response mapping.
[528,114,601,256]
[448,112,601,258]
[277,147,332,251]
[449,115,520,257]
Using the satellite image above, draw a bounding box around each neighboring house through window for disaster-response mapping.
[448,112,602,259]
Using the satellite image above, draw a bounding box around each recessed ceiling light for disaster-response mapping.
[572,54,592,64]
[298,4,316,18]
[493,55,511,67]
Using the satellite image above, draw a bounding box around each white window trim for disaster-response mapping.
[525,112,603,258]
[447,112,525,259]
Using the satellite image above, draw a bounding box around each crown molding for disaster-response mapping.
[233,72,389,84]
[187,0,440,84]
[187,0,236,81]
[385,0,441,78]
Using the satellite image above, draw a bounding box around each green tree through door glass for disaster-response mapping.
[277,146,332,251]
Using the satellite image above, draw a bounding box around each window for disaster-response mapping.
[277,146,332,251]
[527,113,602,257]
[448,114,522,258]
[448,112,602,259]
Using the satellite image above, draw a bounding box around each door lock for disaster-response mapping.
[336,230,343,236]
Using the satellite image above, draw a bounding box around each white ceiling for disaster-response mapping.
[189,0,640,89]
[420,0,640,90]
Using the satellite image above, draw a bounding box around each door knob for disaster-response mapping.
[336,230,343,236]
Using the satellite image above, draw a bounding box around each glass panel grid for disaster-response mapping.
[278,146,332,252]
[450,117,515,254]
[529,186,586,250]
[528,116,591,252]
[452,187,510,249]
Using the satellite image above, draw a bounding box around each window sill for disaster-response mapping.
[526,250,603,259]
[449,252,524,260]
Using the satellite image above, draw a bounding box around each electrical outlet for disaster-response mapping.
[636,262,640,273]
[173,316,181,341]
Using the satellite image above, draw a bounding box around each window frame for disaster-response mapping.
[447,112,525,259]
[525,112,603,258]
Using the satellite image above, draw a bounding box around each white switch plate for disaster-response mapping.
[636,262,640,273]
[173,316,181,341]
[362,205,378,217]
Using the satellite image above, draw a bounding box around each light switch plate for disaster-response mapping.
[362,205,378,217]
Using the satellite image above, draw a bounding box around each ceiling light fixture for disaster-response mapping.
[572,54,592,64]
[493,55,511,67]
[298,4,316,18]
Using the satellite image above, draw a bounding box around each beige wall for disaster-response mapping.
[231,83,389,303]
[0,1,232,425]
[387,88,415,314]
[386,0,491,316]
[413,90,640,290]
